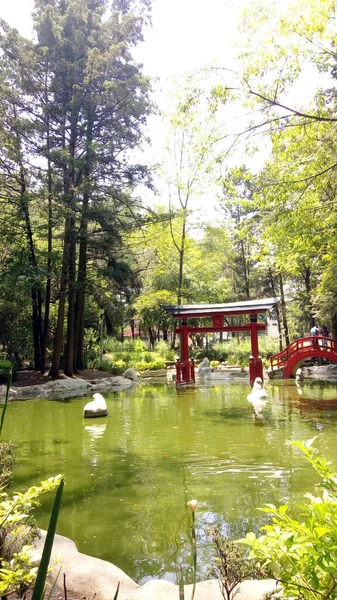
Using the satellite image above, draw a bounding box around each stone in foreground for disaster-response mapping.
[35,530,277,600]
[84,392,108,418]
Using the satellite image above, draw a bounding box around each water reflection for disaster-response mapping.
[84,423,107,439]
[3,380,337,584]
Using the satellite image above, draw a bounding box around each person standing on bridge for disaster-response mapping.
[311,324,320,349]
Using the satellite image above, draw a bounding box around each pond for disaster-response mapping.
[3,379,337,585]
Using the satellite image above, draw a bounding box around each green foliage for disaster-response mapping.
[0,475,63,598]
[83,328,100,367]
[0,360,16,384]
[133,290,176,337]
[207,526,254,600]
[153,340,176,360]
[0,441,15,488]
[113,360,127,374]
[96,358,113,372]
[192,336,278,367]
[135,359,166,371]
[97,337,170,372]
[240,439,337,599]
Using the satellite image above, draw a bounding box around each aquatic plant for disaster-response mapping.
[240,439,337,599]
[187,500,198,600]
[207,526,253,600]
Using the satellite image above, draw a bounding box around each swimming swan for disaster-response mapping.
[247,377,268,402]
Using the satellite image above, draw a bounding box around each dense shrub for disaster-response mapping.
[0,360,16,384]
[135,359,166,371]
[153,340,176,361]
[83,328,100,366]
[112,359,127,374]
[192,336,278,367]
[0,441,15,488]
[0,475,62,598]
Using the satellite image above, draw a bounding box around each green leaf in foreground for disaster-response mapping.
[31,478,64,600]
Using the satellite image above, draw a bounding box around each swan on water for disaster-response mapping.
[247,377,268,402]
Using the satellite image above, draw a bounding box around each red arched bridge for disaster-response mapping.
[270,336,337,377]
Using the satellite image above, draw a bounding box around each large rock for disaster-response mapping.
[123,368,139,382]
[88,376,134,393]
[197,357,213,377]
[84,393,108,418]
[0,375,134,401]
[34,529,277,600]
[140,369,167,379]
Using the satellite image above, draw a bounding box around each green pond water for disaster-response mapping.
[3,379,337,584]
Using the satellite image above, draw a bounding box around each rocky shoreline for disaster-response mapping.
[35,529,276,600]
[0,375,134,401]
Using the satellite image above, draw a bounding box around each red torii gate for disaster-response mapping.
[163,298,279,385]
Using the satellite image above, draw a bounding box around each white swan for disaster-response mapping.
[247,377,268,402]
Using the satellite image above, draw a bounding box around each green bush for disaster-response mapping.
[0,441,15,488]
[83,328,100,366]
[103,337,146,354]
[112,359,127,375]
[0,360,16,384]
[135,359,166,372]
[192,336,279,367]
[192,348,219,361]
[90,336,174,372]
[240,439,337,600]
[97,358,113,372]
[153,340,176,360]
[0,475,62,598]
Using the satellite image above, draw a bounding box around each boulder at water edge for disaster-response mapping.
[84,393,108,418]
[123,367,139,382]
[198,357,213,376]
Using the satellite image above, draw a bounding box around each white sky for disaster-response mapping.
[1,0,241,74]
[0,0,329,223]
[1,0,249,221]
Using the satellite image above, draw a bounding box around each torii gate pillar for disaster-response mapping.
[249,314,263,385]
[176,321,195,384]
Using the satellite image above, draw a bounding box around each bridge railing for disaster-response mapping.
[270,336,337,370]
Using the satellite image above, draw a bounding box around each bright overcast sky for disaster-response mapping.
[0,0,326,222]
[1,0,242,77]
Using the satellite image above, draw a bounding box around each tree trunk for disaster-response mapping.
[64,212,76,376]
[18,159,43,371]
[240,240,250,300]
[331,312,337,341]
[73,114,93,371]
[148,327,155,348]
[268,268,282,352]
[303,266,314,329]
[73,226,87,371]
[130,319,135,340]
[41,105,53,374]
[279,273,290,347]
[49,215,71,377]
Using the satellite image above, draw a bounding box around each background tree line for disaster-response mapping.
[1,0,337,370]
